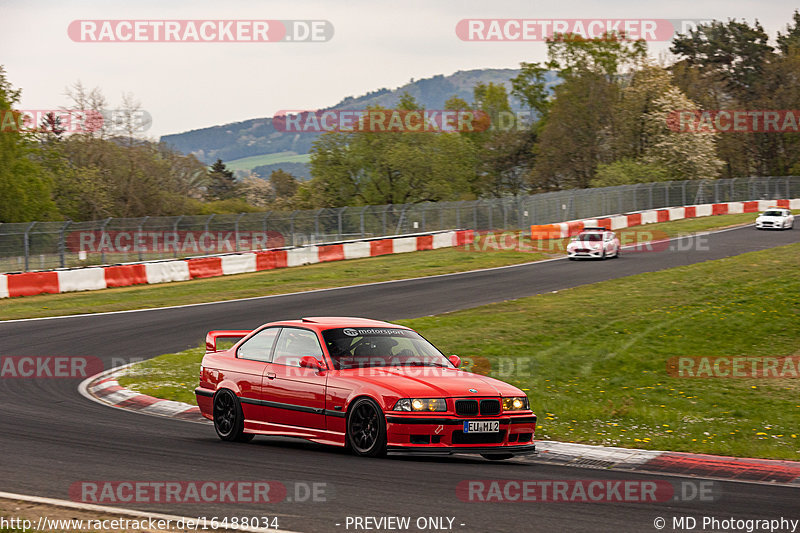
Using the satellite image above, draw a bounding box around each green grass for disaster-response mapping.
[224,151,310,172]
[120,242,800,459]
[3,210,790,321]
[0,248,546,321]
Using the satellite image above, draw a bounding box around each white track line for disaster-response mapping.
[0,490,300,533]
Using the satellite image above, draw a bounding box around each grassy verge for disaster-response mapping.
[3,210,794,321]
[119,242,800,459]
[0,248,547,321]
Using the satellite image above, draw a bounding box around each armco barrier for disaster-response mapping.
[0,230,470,299]
[531,199,799,240]
[104,264,148,287]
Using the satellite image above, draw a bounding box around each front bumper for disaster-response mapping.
[387,443,537,456]
[756,220,785,229]
[384,414,536,456]
[568,248,604,258]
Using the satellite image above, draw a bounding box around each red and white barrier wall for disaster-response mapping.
[530,199,800,239]
[0,230,473,299]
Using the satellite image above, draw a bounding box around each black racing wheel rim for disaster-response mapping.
[349,402,380,453]
[214,391,236,437]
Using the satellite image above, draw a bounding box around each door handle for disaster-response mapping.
[265,372,276,380]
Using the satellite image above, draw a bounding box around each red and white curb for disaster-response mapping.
[78,363,208,424]
[531,441,800,485]
[1,230,472,299]
[82,365,800,485]
[530,198,800,239]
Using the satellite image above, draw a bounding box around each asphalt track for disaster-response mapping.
[1,225,798,533]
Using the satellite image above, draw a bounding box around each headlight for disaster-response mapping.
[393,398,447,412]
[502,397,529,411]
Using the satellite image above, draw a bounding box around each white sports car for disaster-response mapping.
[567,228,621,260]
[755,208,794,230]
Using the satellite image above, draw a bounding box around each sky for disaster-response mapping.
[1,0,795,139]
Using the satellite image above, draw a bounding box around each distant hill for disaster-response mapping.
[159,68,558,177]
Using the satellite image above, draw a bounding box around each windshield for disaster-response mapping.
[322,327,453,370]
[577,233,603,242]
[763,211,784,216]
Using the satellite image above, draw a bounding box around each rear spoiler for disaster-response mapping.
[205,330,252,352]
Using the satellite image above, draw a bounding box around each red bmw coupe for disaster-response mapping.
[196,317,537,460]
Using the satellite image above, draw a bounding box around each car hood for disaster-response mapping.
[757,215,785,220]
[328,366,524,398]
[568,241,602,249]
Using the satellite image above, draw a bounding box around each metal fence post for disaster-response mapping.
[289,212,296,246]
[234,213,245,252]
[314,209,322,243]
[337,208,343,240]
[360,206,368,238]
[58,220,71,268]
[23,222,36,271]
[137,216,148,261]
[98,218,111,265]
[262,211,271,248]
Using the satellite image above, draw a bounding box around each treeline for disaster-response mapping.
[2,14,800,223]
[282,13,800,209]
[0,75,281,222]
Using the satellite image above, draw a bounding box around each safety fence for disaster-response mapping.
[1,176,797,273]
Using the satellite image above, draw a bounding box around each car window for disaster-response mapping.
[578,234,602,241]
[272,327,323,367]
[763,210,783,216]
[322,327,452,370]
[237,327,280,362]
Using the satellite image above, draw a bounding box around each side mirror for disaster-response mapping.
[448,355,461,368]
[299,356,325,371]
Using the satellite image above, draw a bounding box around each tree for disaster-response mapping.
[206,159,237,200]
[591,158,671,187]
[511,62,551,117]
[309,98,476,207]
[532,33,648,189]
[270,169,299,199]
[238,175,273,208]
[642,87,723,180]
[0,66,58,222]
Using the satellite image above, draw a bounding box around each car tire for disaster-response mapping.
[346,397,387,457]
[481,453,514,461]
[213,389,254,443]
[614,247,620,258]
[601,249,606,260]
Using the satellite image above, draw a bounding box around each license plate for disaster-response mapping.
[463,420,499,433]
